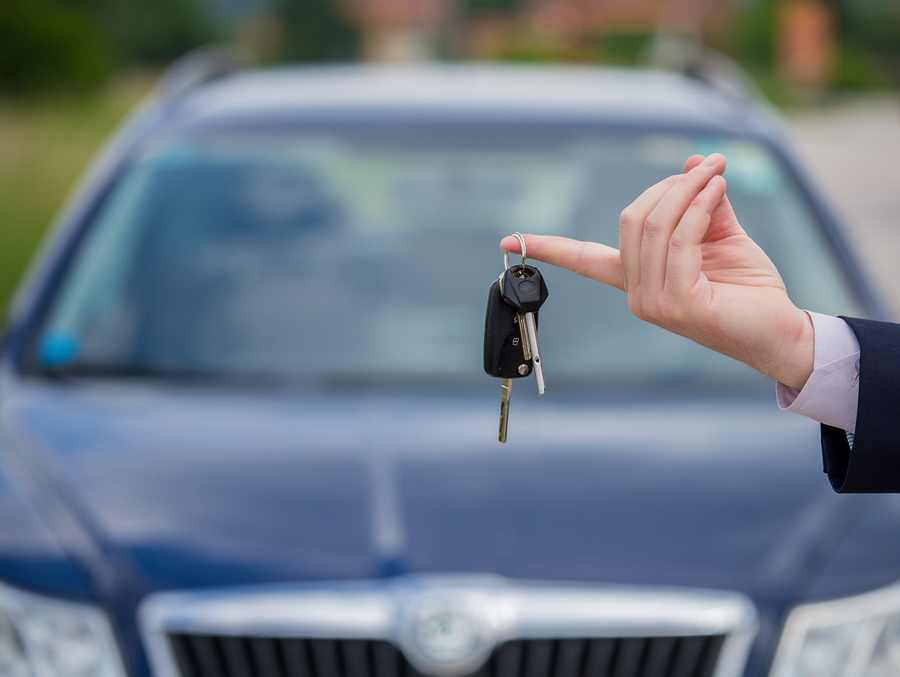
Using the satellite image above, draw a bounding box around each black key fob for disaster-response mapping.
[500,264,548,314]
[484,277,534,379]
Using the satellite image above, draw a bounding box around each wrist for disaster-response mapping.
[772,309,815,391]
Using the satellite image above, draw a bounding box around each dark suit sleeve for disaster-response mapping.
[821,316,900,493]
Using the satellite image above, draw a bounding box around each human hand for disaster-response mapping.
[500,153,815,390]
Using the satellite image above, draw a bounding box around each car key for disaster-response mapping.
[484,275,533,442]
[484,233,548,442]
[500,262,548,395]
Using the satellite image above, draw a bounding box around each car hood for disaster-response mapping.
[0,378,854,601]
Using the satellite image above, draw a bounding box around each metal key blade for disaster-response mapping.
[516,313,532,359]
[523,312,545,395]
[499,378,511,443]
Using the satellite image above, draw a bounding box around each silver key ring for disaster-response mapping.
[503,232,527,271]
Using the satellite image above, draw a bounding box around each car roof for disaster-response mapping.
[152,63,779,138]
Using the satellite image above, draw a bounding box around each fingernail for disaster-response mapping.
[700,153,721,167]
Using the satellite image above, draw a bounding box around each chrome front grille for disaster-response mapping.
[141,576,755,677]
[166,635,727,677]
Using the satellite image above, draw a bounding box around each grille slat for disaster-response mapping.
[249,638,284,677]
[312,640,343,677]
[168,634,200,677]
[372,641,401,677]
[668,638,705,677]
[640,638,675,677]
[554,639,586,677]
[342,640,372,677]
[283,639,313,677]
[582,639,615,677]
[222,637,255,677]
[175,634,230,677]
[524,640,555,677]
[494,638,524,677]
[167,635,728,677]
[611,638,645,677]
[695,636,725,677]
[679,637,718,677]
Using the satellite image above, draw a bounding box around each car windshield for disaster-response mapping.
[33,124,864,386]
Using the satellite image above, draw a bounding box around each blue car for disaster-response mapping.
[1,55,897,677]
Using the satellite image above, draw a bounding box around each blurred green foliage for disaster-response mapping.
[725,0,899,93]
[84,0,217,64]
[0,74,154,316]
[501,30,656,66]
[836,0,900,85]
[0,0,217,94]
[726,0,776,71]
[467,0,519,15]
[831,42,895,90]
[273,0,360,62]
[0,0,114,94]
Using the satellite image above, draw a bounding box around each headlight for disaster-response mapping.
[769,582,900,677]
[0,581,126,677]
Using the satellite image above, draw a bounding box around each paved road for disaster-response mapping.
[787,95,900,315]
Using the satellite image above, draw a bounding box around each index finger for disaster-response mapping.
[500,234,624,291]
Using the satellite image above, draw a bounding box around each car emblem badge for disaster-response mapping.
[399,589,498,677]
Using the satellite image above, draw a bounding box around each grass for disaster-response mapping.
[0,72,156,320]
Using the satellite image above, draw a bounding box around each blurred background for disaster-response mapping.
[3,0,900,316]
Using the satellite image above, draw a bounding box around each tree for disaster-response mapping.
[0,0,114,94]
[83,0,218,64]
[273,0,360,62]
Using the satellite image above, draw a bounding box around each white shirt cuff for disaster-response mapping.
[776,312,860,433]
